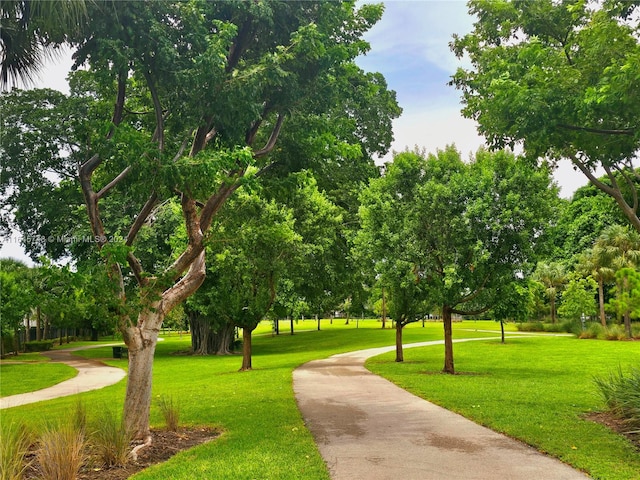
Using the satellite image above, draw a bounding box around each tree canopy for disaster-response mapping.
[451,0,640,231]
[0,0,400,439]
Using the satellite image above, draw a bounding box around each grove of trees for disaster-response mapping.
[2,0,640,453]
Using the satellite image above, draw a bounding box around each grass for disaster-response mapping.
[366,335,640,480]
[0,363,77,397]
[1,320,637,479]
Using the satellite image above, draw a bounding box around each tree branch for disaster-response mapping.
[253,114,285,158]
[161,250,206,314]
[557,124,635,135]
[126,192,159,246]
[107,72,127,140]
[166,195,205,280]
[96,166,132,199]
[143,70,165,152]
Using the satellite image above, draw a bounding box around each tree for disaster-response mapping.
[0,259,32,355]
[532,261,566,324]
[558,273,598,322]
[190,189,301,370]
[0,0,88,87]
[356,150,431,362]
[358,147,556,370]
[451,1,640,232]
[597,224,640,337]
[413,147,556,373]
[607,267,640,337]
[0,1,400,441]
[576,245,614,326]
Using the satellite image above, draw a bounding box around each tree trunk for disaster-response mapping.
[123,309,162,440]
[43,316,49,340]
[550,296,556,324]
[623,277,632,338]
[500,319,505,344]
[189,313,211,355]
[316,314,320,331]
[442,305,455,374]
[290,317,294,335]
[598,278,606,326]
[395,321,404,362]
[381,288,387,329]
[212,322,235,355]
[345,311,350,325]
[36,306,42,341]
[240,327,252,371]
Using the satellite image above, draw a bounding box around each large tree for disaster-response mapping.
[0,1,399,441]
[414,147,556,373]
[451,0,640,231]
[360,147,556,372]
[356,151,431,362]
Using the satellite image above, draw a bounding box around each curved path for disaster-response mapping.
[294,338,590,480]
[0,345,126,409]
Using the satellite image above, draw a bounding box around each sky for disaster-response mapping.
[0,0,591,264]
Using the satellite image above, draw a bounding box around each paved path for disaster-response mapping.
[294,338,590,480]
[0,345,126,409]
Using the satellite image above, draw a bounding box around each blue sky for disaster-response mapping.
[1,1,589,263]
[355,0,588,194]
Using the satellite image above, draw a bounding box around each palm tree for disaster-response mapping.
[576,245,614,326]
[533,261,566,324]
[0,0,88,88]
[596,224,640,337]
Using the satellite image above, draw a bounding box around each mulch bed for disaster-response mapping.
[24,427,219,480]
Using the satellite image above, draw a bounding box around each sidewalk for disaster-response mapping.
[293,338,590,480]
[0,345,126,409]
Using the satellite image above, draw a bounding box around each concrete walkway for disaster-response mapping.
[294,338,590,480]
[0,345,126,409]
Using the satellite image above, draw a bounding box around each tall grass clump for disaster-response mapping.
[36,424,86,480]
[579,322,603,339]
[89,408,133,467]
[0,421,32,480]
[594,366,640,432]
[157,395,180,432]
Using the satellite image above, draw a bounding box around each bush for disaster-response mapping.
[579,322,604,339]
[632,322,640,339]
[594,367,640,431]
[89,408,133,467]
[516,321,545,332]
[24,340,54,352]
[0,421,32,480]
[604,324,627,341]
[36,424,86,480]
[157,395,180,432]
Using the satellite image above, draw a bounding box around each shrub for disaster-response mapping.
[516,321,545,332]
[603,324,627,341]
[36,424,86,480]
[24,340,54,352]
[579,322,603,339]
[157,395,180,432]
[632,322,640,339]
[89,409,132,467]
[594,367,640,432]
[0,421,32,480]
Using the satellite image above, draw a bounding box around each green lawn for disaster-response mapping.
[0,362,77,397]
[367,335,640,480]
[1,320,637,479]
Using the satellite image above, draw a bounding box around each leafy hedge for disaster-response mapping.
[24,340,54,352]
